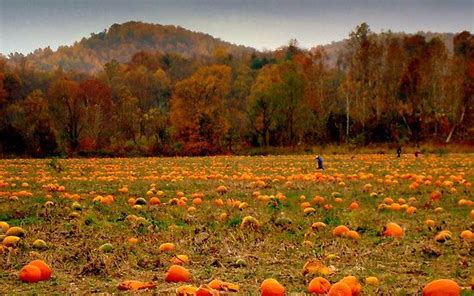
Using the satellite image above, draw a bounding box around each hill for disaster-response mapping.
[6,22,457,73]
[314,31,455,67]
[7,21,256,73]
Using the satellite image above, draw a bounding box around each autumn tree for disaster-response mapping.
[247,64,282,147]
[7,90,57,156]
[79,79,114,150]
[49,78,84,152]
[446,31,474,142]
[115,87,142,146]
[171,65,231,155]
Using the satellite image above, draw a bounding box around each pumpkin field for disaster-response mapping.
[0,154,473,295]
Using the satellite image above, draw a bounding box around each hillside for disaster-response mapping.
[6,22,457,74]
[8,21,256,73]
[314,31,455,67]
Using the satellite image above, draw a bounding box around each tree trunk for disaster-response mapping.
[446,106,466,143]
[346,95,350,142]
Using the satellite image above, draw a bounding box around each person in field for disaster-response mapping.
[396,146,402,158]
[315,155,324,170]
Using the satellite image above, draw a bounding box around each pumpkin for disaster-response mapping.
[383,222,403,237]
[3,235,21,246]
[216,185,228,194]
[208,279,223,290]
[171,254,190,265]
[149,197,161,206]
[300,202,311,209]
[159,242,176,252]
[128,237,138,244]
[196,285,219,296]
[430,191,442,201]
[311,222,327,231]
[460,230,473,240]
[176,285,198,295]
[308,277,331,294]
[32,239,47,249]
[165,265,190,283]
[425,219,436,228]
[260,278,285,296]
[241,216,261,229]
[0,221,9,233]
[422,279,460,296]
[19,264,42,283]
[327,281,352,296]
[406,206,417,215]
[332,225,350,237]
[208,279,240,292]
[118,280,156,291]
[340,276,361,295]
[29,259,52,281]
[365,276,379,286]
[214,199,224,206]
[346,230,360,240]
[5,226,26,237]
[435,230,452,242]
[349,202,359,210]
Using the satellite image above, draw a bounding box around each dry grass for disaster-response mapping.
[0,154,473,295]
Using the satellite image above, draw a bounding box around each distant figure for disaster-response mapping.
[315,155,324,170]
[396,146,402,158]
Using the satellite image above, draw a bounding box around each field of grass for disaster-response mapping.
[0,154,473,295]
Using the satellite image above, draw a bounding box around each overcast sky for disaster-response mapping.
[0,0,472,55]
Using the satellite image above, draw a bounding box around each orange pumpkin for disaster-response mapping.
[332,225,350,237]
[340,276,361,295]
[260,278,285,296]
[159,242,176,252]
[383,222,403,237]
[308,277,331,294]
[430,191,442,201]
[165,265,190,283]
[29,260,52,281]
[149,197,161,206]
[196,285,219,296]
[19,264,42,283]
[422,279,460,296]
[118,280,156,291]
[327,281,352,296]
[349,202,359,210]
[346,230,360,240]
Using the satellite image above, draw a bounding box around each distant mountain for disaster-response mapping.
[315,32,456,67]
[7,21,457,74]
[8,21,256,73]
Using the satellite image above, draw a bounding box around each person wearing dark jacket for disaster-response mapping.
[315,155,324,170]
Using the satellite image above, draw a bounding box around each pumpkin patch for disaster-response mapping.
[0,155,472,293]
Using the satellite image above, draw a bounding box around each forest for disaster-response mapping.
[0,22,472,157]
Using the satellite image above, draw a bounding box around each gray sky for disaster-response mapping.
[0,0,473,55]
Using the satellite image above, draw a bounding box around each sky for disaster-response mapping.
[0,0,473,55]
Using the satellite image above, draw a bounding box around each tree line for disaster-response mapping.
[0,23,472,157]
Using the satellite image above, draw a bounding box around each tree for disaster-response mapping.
[115,87,142,145]
[171,65,231,154]
[8,90,57,156]
[272,62,306,145]
[247,64,281,147]
[49,78,84,152]
[79,79,114,150]
[446,31,474,142]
